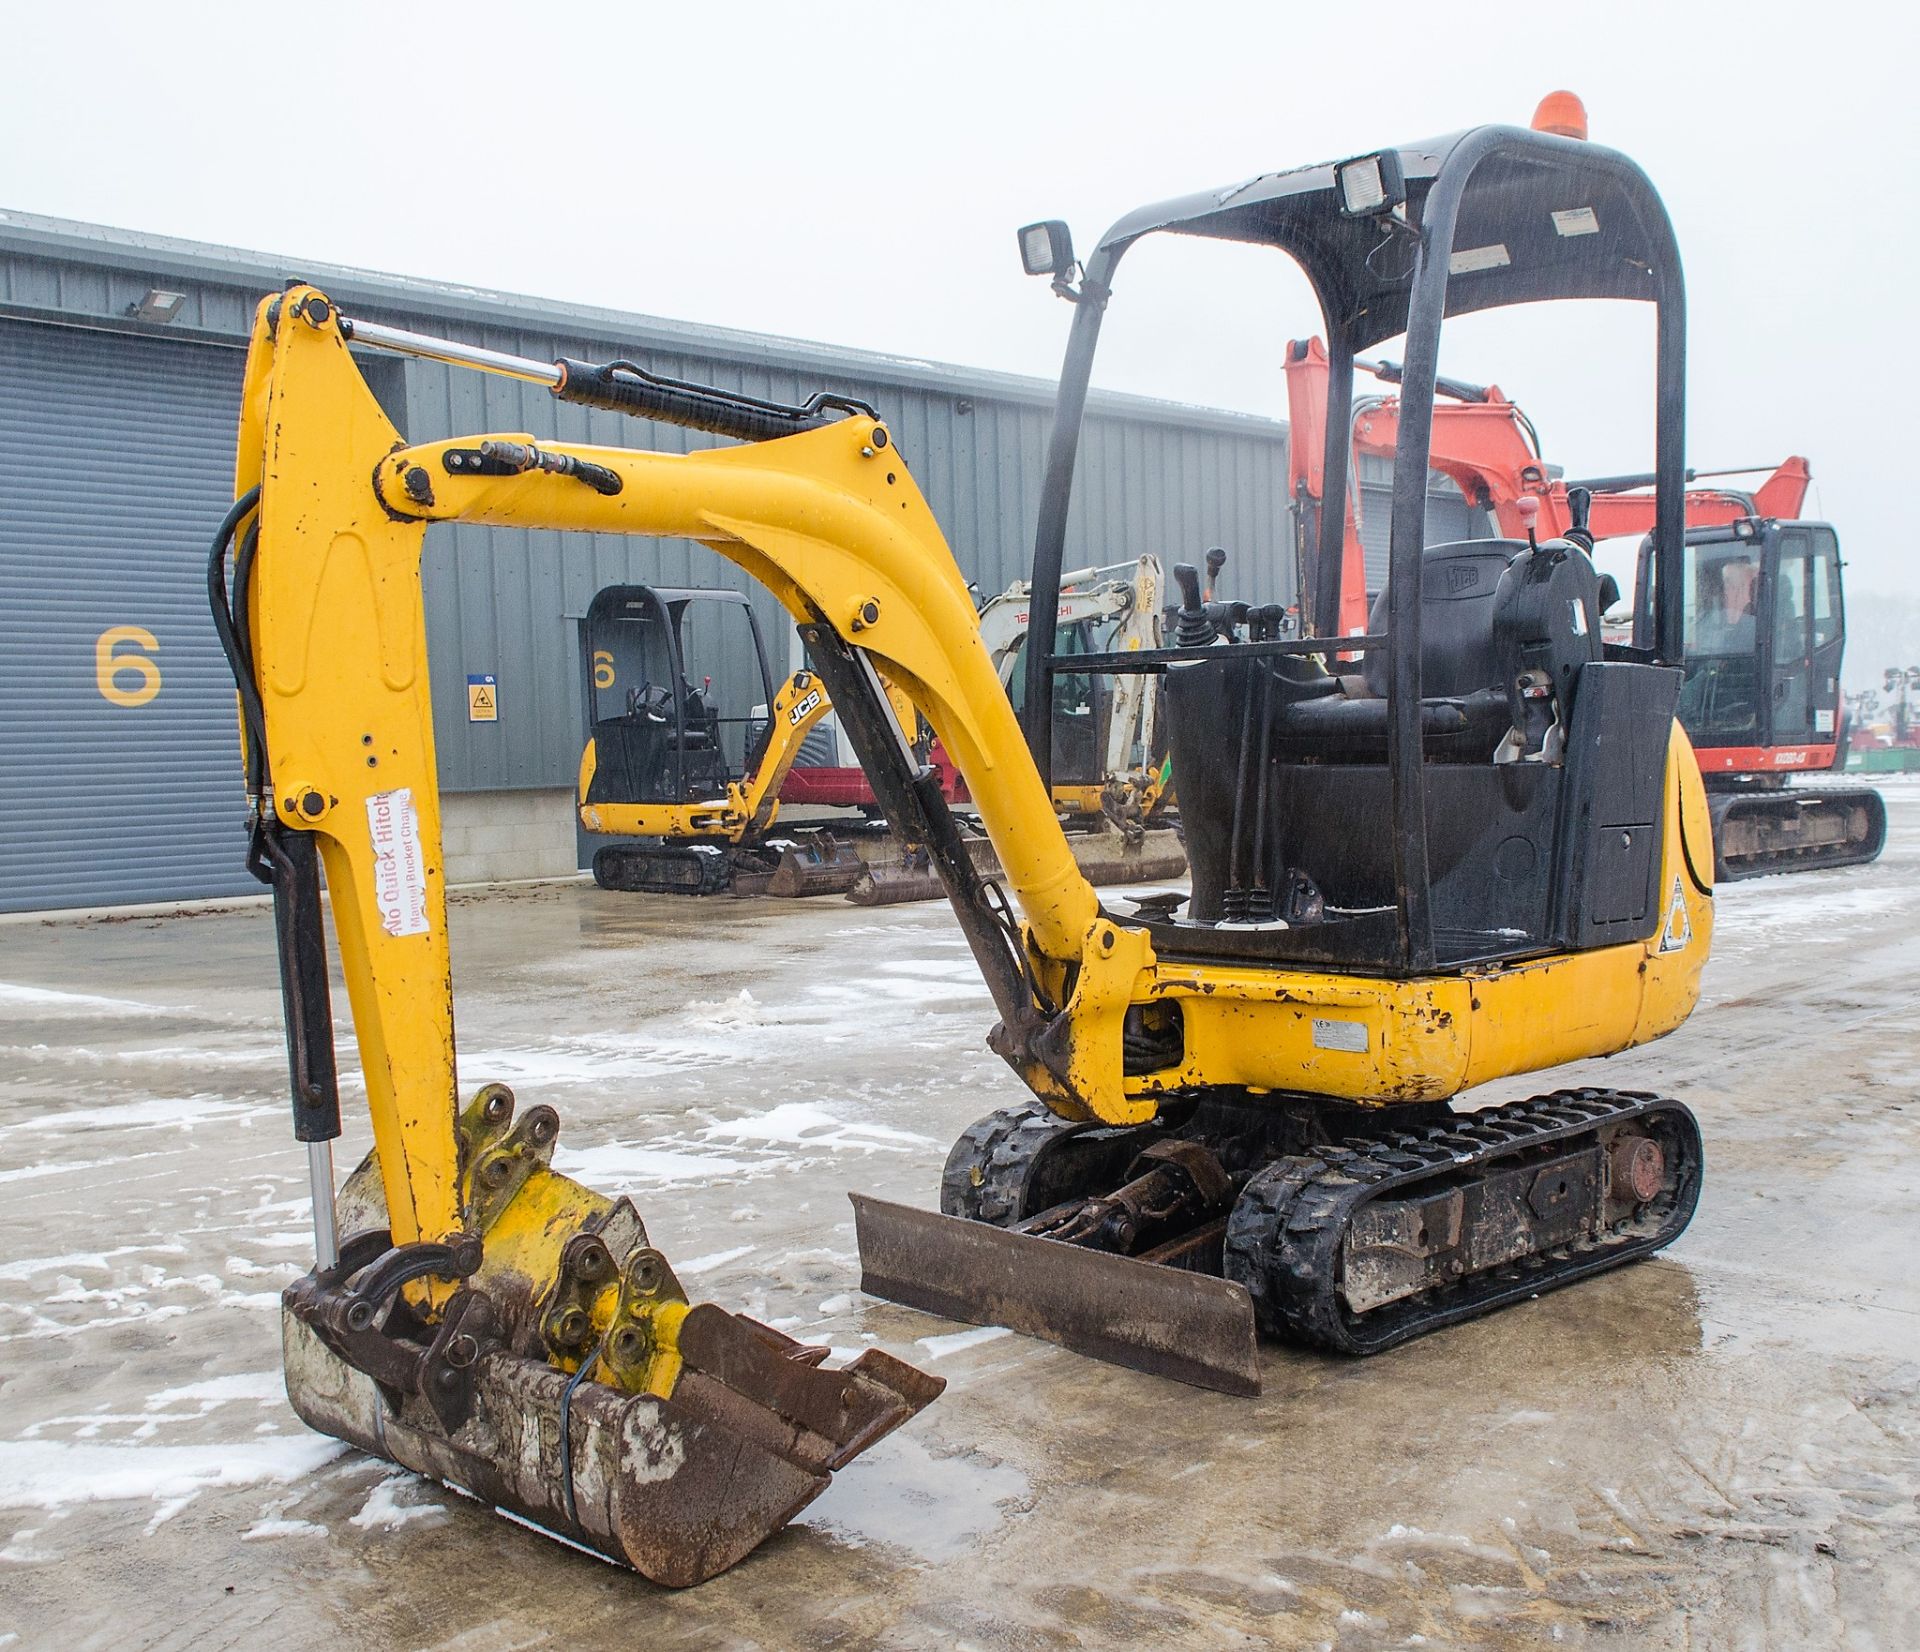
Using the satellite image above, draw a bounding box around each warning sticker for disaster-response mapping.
[1448,242,1511,275]
[1658,873,1693,954]
[1551,206,1600,238]
[467,673,498,722]
[1311,1017,1369,1054]
[367,788,431,938]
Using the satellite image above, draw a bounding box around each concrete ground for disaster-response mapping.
[2,787,1916,1652]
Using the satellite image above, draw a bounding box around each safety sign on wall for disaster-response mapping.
[467,673,498,723]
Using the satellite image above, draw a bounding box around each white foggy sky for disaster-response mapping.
[3,0,1915,590]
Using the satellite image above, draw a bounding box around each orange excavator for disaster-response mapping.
[1285,340,1885,879]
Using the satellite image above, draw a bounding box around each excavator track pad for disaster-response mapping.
[853,1089,1701,1394]
[282,1089,942,1585]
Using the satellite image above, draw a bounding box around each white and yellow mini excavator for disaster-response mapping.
[212,105,1711,1584]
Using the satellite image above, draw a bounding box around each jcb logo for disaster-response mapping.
[1446,564,1480,594]
[96,626,162,707]
[788,689,823,725]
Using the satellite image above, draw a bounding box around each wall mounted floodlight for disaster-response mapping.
[1017,220,1075,278]
[1335,151,1407,218]
[129,288,186,323]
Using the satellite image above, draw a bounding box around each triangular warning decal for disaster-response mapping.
[1658,873,1692,953]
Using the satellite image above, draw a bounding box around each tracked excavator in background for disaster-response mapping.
[576,582,867,895]
[845,554,1187,904]
[1284,338,1886,879]
[212,100,1712,1583]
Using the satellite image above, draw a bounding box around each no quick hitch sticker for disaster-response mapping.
[1658,873,1693,953]
[368,788,431,938]
[1311,1017,1369,1053]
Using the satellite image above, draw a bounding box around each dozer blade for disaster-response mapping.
[283,1302,942,1586]
[850,1193,1261,1396]
[763,833,865,897]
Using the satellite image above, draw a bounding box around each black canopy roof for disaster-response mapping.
[1093,125,1676,351]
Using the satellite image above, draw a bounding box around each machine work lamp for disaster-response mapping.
[1335,151,1407,218]
[1017,220,1075,278]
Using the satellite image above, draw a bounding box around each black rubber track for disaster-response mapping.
[1223,1088,1703,1356]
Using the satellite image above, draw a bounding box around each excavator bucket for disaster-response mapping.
[847,844,947,906]
[763,833,865,897]
[282,1097,942,1586]
[283,1305,941,1585]
[848,827,1188,906]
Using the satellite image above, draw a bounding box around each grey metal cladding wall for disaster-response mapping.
[0,247,260,336]
[0,224,1291,798]
[0,320,257,910]
[373,301,1291,794]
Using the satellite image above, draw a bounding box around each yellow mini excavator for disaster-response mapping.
[574,580,864,896]
[214,106,1711,1584]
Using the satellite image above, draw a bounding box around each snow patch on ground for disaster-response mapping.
[0,1435,344,1515]
[0,981,169,1015]
[675,1245,755,1275]
[143,1372,284,1411]
[241,1517,327,1541]
[551,1141,751,1189]
[915,1326,1012,1360]
[0,1096,266,1135]
[349,1471,446,1531]
[702,1102,933,1152]
[684,988,782,1030]
[456,1032,724,1088]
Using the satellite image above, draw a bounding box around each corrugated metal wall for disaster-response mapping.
[1,218,1292,819]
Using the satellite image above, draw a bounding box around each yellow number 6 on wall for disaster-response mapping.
[96,625,162,707]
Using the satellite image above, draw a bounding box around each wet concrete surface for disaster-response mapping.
[1,784,1916,1650]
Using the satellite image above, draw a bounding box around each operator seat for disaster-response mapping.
[1362,538,1522,702]
[1259,539,1522,760]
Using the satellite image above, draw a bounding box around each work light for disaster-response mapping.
[1018,220,1075,277]
[1335,151,1407,218]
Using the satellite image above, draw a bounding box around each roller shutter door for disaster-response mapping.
[0,319,255,911]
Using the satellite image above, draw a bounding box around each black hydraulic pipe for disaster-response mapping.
[266,828,341,1143]
[1565,466,1699,494]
